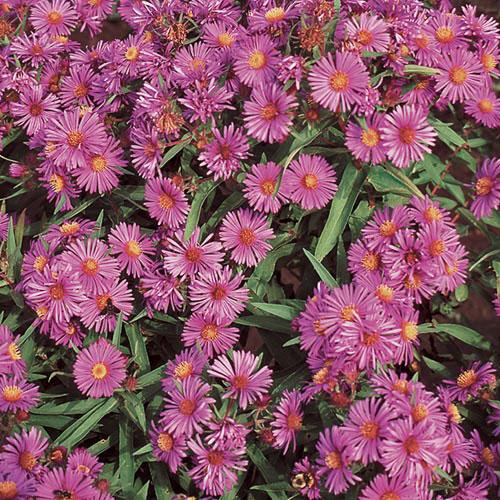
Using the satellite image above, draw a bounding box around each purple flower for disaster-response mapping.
[470,157,500,219]
[36,467,96,499]
[243,161,286,214]
[271,389,303,453]
[149,422,187,473]
[2,427,48,475]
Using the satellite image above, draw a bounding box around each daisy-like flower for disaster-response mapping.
[345,113,387,164]
[130,124,164,179]
[392,307,420,365]
[444,361,496,403]
[73,137,125,194]
[80,279,134,333]
[25,266,81,323]
[173,42,221,87]
[424,11,467,52]
[141,266,184,315]
[419,220,460,268]
[149,422,187,473]
[0,326,26,377]
[202,21,239,50]
[219,208,275,267]
[292,457,321,500]
[347,240,382,277]
[162,347,207,392]
[243,161,286,213]
[243,84,297,143]
[315,426,359,495]
[271,389,303,453]
[67,448,103,478]
[160,378,214,438]
[30,0,78,36]
[188,436,248,497]
[108,222,155,278]
[208,350,273,409]
[234,35,280,87]
[464,90,500,128]
[281,154,337,210]
[438,243,469,294]
[144,177,189,229]
[359,473,416,500]
[249,3,298,33]
[345,13,390,53]
[380,105,437,169]
[9,33,61,66]
[36,467,96,499]
[409,195,452,226]
[0,376,39,412]
[62,238,119,293]
[308,52,369,113]
[380,419,445,480]
[45,218,95,246]
[73,339,127,398]
[198,124,250,180]
[45,109,107,169]
[164,228,224,279]
[0,469,36,499]
[189,266,249,320]
[59,66,97,107]
[2,427,48,475]
[434,49,485,104]
[470,157,500,219]
[470,430,499,486]
[11,85,60,136]
[342,398,395,464]
[182,312,239,358]
[42,170,81,212]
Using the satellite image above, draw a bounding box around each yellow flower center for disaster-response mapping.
[361,251,380,271]
[60,221,80,235]
[239,228,256,246]
[125,46,140,61]
[33,255,48,272]
[185,247,202,262]
[191,57,205,70]
[404,273,422,289]
[67,130,84,148]
[401,321,418,342]
[260,103,279,121]
[217,32,234,47]
[47,11,62,25]
[361,128,380,147]
[435,26,454,43]
[412,403,429,422]
[475,177,493,196]
[91,362,108,380]
[159,193,174,210]
[481,447,495,466]
[0,481,17,500]
[325,451,342,469]
[90,155,107,172]
[232,375,249,389]
[376,284,394,303]
[260,179,276,196]
[7,342,21,361]
[393,379,409,394]
[449,66,468,85]
[301,173,319,190]
[340,305,357,321]
[379,220,397,237]
[2,385,22,402]
[174,361,193,379]
[248,50,267,70]
[448,403,462,423]
[381,493,400,500]
[82,258,99,276]
[360,421,379,439]
[201,324,218,341]
[429,239,445,257]
[49,174,65,193]
[456,369,477,389]
[478,99,493,113]
[19,451,36,471]
[415,34,429,49]
[125,240,142,258]
[74,84,88,98]
[329,71,350,91]
[313,319,326,336]
[265,7,286,23]
[96,293,111,311]
[357,29,373,46]
[481,53,496,72]
[157,432,174,452]
[423,206,442,222]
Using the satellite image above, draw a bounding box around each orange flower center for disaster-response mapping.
[444,260,458,276]
[74,84,88,98]
[0,481,17,500]
[90,155,107,172]
[49,283,64,300]
[125,240,142,258]
[96,293,111,311]
[481,447,495,466]
[174,361,193,379]
[399,126,416,145]
[211,285,226,301]
[456,369,477,389]
[219,144,232,160]
[415,34,429,49]
[260,179,276,196]
[313,319,326,336]
[313,367,329,384]
[265,7,286,23]
[393,379,409,394]
[47,10,62,24]
[159,193,174,210]
[60,222,80,235]
[429,239,445,256]
[449,66,467,85]
[201,324,218,341]
[435,26,454,43]
[361,251,380,271]
[423,206,442,222]
[376,284,394,303]
[415,79,430,90]
[404,436,420,454]
[217,33,234,47]
[362,331,380,346]
[301,173,318,190]
[191,57,205,70]
[67,130,84,148]
[207,450,225,465]
[2,385,22,402]
[125,46,139,61]
[30,103,42,116]
[357,29,373,46]
[179,398,195,415]
[260,103,279,121]
[19,451,36,471]
[157,432,174,452]
[404,273,422,289]
[401,321,418,342]
[287,413,303,430]
[340,304,357,321]
[481,53,496,72]
[448,403,462,423]
[33,255,48,272]
[248,50,267,70]
[360,421,379,439]
[475,177,493,196]
[412,403,429,422]
[325,451,342,469]
[91,362,108,380]
[361,128,380,147]
[49,174,65,193]
[36,306,48,318]
[81,257,99,276]
[379,220,397,237]
[477,99,493,113]
[232,375,249,389]
[185,247,202,262]
[329,71,350,91]
[7,343,21,361]
[380,492,400,500]
[239,228,256,246]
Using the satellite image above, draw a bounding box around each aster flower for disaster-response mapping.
[308,52,369,113]
[2,427,48,475]
[424,11,467,52]
[409,195,452,226]
[149,422,187,473]
[162,347,207,392]
[173,42,221,87]
[243,84,297,143]
[292,457,321,500]
[199,124,249,181]
[188,435,247,497]
[208,350,273,409]
[141,266,184,315]
[0,469,36,499]
[370,369,414,402]
[0,326,26,377]
[67,448,103,478]
[243,161,286,213]
[62,238,119,293]
[345,13,390,53]
[219,208,275,267]
[202,21,239,50]
[49,319,85,348]
[59,66,97,107]
[130,124,164,178]
[464,90,500,128]
[315,426,359,495]
[470,157,500,219]
[234,35,280,87]
[73,338,127,398]
[9,33,62,66]
[182,312,239,358]
[11,85,60,136]
[189,266,249,320]
[345,113,387,164]
[271,389,303,453]
[281,154,337,210]
[434,49,485,104]
[444,362,496,403]
[108,222,155,278]
[381,105,437,169]
[449,473,490,500]
[347,240,382,277]
[42,170,81,212]
[36,467,96,499]
[359,473,416,500]
[73,137,125,194]
[0,376,39,412]
[30,0,79,36]
[144,177,189,229]
[45,109,107,169]
[45,218,95,246]
[470,430,499,486]
[160,378,214,438]
[461,4,499,42]
[79,279,134,333]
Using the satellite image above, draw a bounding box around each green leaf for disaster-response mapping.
[282,336,300,347]
[119,416,135,499]
[235,315,291,334]
[435,324,490,350]
[119,392,147,433]
[454,285,468,302]
[303,249,338,287]
[201,191,245,237]
[32,399,103,416]
[422,356,449,375]
[430,119,467,149]
[125,323,150,374]
[404,64,439,75]
[149,463,173,500]
[315,164,366,261]
[249,302,299,321]
[247,444,288,500]
[159,135,191,168]
[184,180,221,239]
[112,312,124,346]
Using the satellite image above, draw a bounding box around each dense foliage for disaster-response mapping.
[0,0,499,498]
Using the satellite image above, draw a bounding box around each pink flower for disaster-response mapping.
[144,177,189,228]
[36,467,96,499]
[345,113,387,164]
[2,427,48,476]
[271,389,303,453]
[464,90,500,128]
[30,0,78,36]
[470,157,500,219]
[243,161,286,213]
[344,13,390,53]
[359,473,416,500]
[0,376,39,412]
[149,422,187,473]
